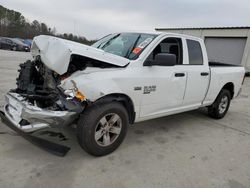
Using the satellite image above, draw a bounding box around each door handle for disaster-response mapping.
[175,73,185,77]
[201,72,209,76]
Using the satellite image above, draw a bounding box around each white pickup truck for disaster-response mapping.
[1,32,245,156]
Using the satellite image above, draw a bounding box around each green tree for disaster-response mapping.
[0,5,96,44]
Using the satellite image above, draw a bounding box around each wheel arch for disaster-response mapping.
[93,93,136,124]
[221,82,234,99]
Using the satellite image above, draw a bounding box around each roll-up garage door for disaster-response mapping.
[205,37,247,65]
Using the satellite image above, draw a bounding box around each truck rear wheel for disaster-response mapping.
[77,102,128,156]
[208,89,231,119]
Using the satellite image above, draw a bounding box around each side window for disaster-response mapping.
[147,37,183,65]
[187,39,203,65]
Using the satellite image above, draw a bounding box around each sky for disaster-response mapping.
[1,0,250,40]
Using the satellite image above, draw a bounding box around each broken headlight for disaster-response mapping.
[64,89,86,102]
[63,80,86,102]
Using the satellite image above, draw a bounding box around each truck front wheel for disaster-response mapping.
[77,102,128,156]
[208,89,231,119]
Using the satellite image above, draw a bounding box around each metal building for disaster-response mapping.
[155,27,250,73]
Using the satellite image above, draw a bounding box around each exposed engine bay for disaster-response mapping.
[15,57,61,109]
[14,55,120,112]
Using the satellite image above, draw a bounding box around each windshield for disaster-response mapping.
[92,33,157,60]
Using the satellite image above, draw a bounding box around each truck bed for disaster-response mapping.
[203,65,245,106]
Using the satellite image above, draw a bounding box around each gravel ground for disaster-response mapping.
[0,49,250,188]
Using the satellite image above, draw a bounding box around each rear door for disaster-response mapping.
[182,39,210,106]
[140,37,187,117]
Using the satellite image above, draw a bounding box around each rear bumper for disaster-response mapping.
[4,92,78,132]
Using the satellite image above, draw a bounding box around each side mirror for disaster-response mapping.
[144,53,176,66]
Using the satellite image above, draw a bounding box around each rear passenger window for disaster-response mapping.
[187,39,203,65]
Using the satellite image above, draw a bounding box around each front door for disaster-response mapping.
[140,37,187,118]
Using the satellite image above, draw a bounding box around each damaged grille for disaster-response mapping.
[15,58,60,108]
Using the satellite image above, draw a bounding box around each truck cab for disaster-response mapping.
[131,34,211,120]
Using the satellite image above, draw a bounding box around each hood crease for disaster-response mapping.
[31,35,130,75]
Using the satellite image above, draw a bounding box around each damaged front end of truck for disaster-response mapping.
[5,58,84,133]
[0,35,129,156]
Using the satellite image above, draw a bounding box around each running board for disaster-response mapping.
[0,111,70,157]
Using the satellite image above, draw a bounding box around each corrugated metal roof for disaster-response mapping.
[156,26,250,31]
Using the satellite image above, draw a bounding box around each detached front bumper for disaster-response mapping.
[3,92,78,132]
[0,110,71,156]
[0,92,81,156]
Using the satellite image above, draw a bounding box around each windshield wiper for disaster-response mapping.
[99,34,120,50]
[125,34,141,58]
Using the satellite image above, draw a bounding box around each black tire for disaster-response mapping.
[77,101,128,156]
[208,89,231,119]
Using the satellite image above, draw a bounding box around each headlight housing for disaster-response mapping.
[64,89,86,102]
[63,80,86,102]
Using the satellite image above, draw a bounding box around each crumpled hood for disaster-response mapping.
[31,35,130,75]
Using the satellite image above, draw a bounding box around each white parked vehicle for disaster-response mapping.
[1,32,245,156]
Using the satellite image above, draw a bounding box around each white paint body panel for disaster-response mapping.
[181,37,210,107]
[203,67,245,105]
[39,33,244,123]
